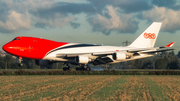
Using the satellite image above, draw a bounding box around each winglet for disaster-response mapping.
[166,42,175,47]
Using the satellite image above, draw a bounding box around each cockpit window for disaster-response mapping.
[13,38,20,40]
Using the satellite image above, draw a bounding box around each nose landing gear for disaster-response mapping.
[18,57,23,67]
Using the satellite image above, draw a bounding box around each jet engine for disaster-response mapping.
[35,60,53,66]
[112,52,130,60]
[75,55,90,64]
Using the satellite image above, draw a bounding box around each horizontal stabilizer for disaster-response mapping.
[159,42,175,48]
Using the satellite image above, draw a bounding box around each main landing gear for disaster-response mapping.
[63,63,71,71]
[62,63,91,71]
[76,64,91,71]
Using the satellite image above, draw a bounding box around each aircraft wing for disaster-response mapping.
[140,48,175,54]
[55,42,175,65]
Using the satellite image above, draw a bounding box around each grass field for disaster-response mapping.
[0,76,180,101]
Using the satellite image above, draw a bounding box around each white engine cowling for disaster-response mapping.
[35,60,52,66]
[75,55,90,64]
[112,52,127,60]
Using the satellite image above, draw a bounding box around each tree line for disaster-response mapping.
[121,51,180,69]
[0,51,180,69]
[0,54,67,69]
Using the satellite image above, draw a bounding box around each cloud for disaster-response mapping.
[151,0,180,10]
[0,0,146,34]
[88,6,138,35]
[28,0,151,34]
[0,11,31,33]
[1,0,180,34]
[34,13,74,28]
[70,22,80,29]
[152,0,176,7]
[31,2,94,29]
[140,6,180,33]
[88,0,152,13]
[30,2,96,18]
[0,0,57,33]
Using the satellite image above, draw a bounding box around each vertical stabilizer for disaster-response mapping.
[129,22,162,48]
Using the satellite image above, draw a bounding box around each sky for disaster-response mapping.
[0,0,180,53]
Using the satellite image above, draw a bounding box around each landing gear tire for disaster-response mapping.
[86,67,91,71]
[63,67,71,71]
[76,67,91,71]
[82,67,85,71]
[76,68,82,71]
[75,67,85,71]
[19,63,23,67]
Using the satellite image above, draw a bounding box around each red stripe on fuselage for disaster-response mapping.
[3,37,68,59]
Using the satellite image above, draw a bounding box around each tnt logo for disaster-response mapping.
[143,33,156,39]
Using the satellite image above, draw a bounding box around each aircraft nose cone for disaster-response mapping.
[2,41,21,56]
[2,44,10,52]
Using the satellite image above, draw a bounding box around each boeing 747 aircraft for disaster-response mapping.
[2,22,175,71]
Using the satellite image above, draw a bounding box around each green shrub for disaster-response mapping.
[1,69,180,75]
